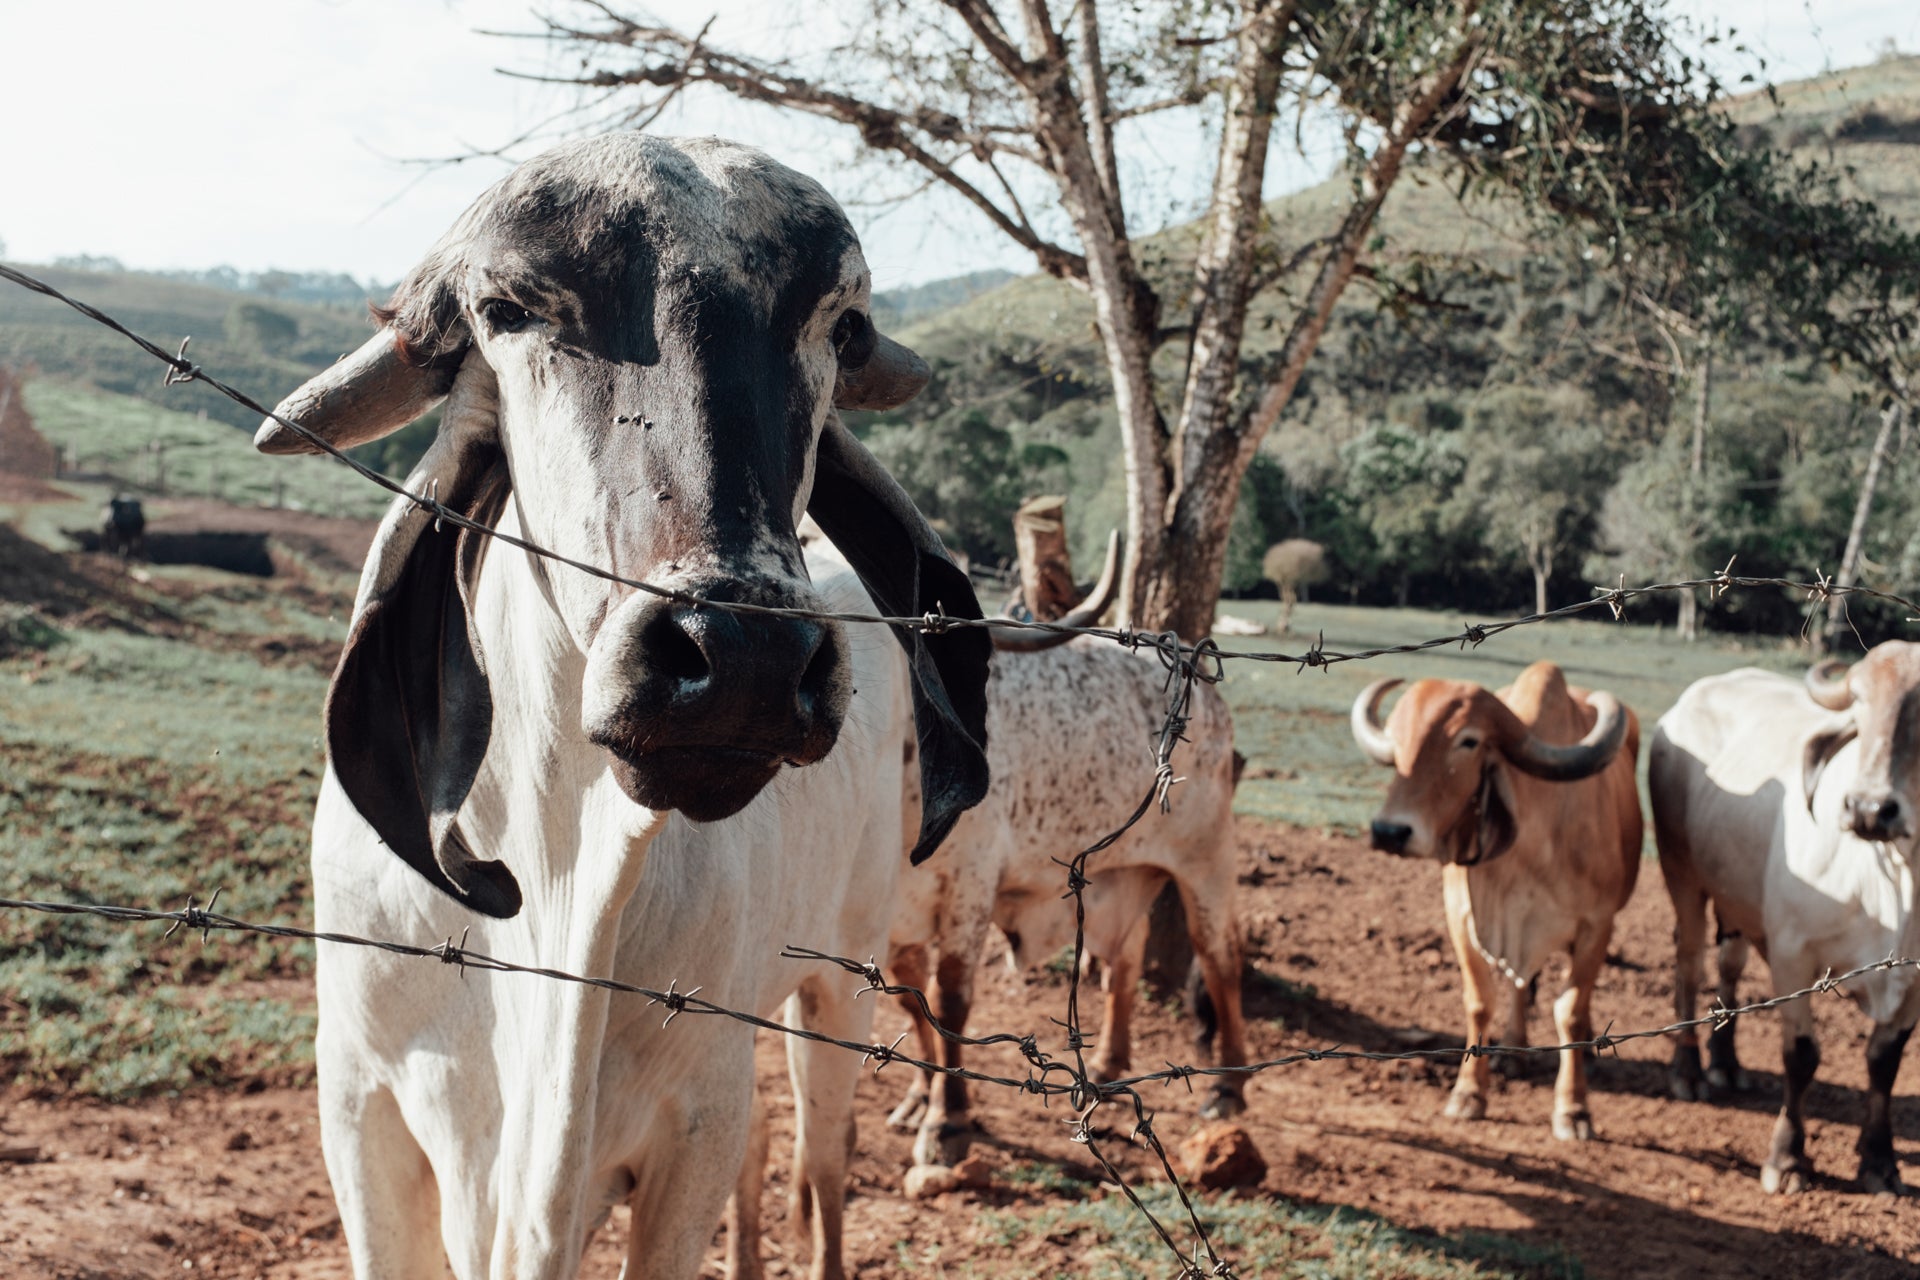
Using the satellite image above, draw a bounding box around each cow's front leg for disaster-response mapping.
[1491,975,1537,1080]
[1551,923,1610,1141]
[914,950,979,1167]
[1442,873,1495,1121]
[1761,971,1821,1195]
[318,1071,446,1280]
[624,1055,756,1280]
[1858,1020,1914,1195]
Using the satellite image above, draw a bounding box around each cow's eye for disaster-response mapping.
[1457,735,1480,750]
[480,298,534,335]
[832,309,875,371]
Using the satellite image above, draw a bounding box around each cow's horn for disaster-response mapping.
[988,530,1122,653]
[1503,691,1627,781]
[835,332,930,412]
[1350,678,1402,767]
[255,329,458,456]
[1805,659,1855,711]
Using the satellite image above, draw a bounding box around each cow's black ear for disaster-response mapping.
[323,354,521,917]
[1802,722,1859,814]
[806,417,990,863]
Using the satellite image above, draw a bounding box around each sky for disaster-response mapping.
[2,1,1917,291]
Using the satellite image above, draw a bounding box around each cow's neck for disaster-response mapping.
[462,497,665,973]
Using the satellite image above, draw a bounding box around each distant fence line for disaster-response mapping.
[3,263,1915,1277]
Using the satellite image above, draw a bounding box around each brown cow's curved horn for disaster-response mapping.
[254,329,458,456]
[1502,691,1627,781]
[835,332,930,412]
[1805,659,1855,711]
[988,530,1122,653]
[1350,678,1402,767]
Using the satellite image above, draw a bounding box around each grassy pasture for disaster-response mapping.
[21,380,396,521]
[1212,597,1814,835]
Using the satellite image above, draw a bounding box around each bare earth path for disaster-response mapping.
[3,819,1916,1278]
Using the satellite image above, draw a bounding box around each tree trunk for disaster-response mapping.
[1279,583,1299,634]
[1532,563,1549,618]
[1820,400,1904,654]
[1676,588,1698,641]
[1012,494,1077,620]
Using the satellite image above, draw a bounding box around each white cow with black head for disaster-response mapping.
[256,134,990,1280]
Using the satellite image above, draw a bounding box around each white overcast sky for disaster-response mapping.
[1,1,1917,290]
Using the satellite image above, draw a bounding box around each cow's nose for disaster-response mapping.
[1370,819,1413,855]
[1846,794,1905,842]
[632,599,841,743]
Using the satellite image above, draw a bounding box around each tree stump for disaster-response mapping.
[1013,494,1078,620]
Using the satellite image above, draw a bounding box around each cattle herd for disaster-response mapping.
[240,133,1918,1279]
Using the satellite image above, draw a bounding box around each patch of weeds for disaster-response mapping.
[0,738,319,1097]
[980,1186,1582,1279]
[1250,968,1319,1003]
[1043,945,1077,978]
[0,604,64,657]
[999,1160,1095,1196]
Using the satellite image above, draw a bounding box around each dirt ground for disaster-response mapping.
[2,819,1916,1279]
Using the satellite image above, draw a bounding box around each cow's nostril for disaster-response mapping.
[1878,799,1902,826]
[643,612,710,687]
[1371,819,1412,853]
[796,626,839,716]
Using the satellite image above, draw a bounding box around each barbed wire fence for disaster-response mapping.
[2,263,1916,1277]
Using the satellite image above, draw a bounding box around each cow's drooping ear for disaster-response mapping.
[255,242,469,456]
[1457,762,1518,866]
[807,417,990,864]
[323,353,520,917]
[1802,722,1860,814]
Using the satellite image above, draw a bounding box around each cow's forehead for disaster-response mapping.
[465,135,862,312]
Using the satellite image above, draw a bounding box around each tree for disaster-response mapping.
[513,0,1920,642]
[1455,387,1614,615]
[1261,538,1326,632]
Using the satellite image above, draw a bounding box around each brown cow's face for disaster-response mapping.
[1836,642,1920,844]
[1368,682,1518,865]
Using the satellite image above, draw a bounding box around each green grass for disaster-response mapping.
[21,380,395,521]
[1211,598,1809,835]
[0,553,341,1098]
[903,1182,1581,1279]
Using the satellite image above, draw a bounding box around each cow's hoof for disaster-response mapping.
[1704,1066,1753,1097]
[1761,1158,1812,1195]
[887,1090,929,1132]
[914,1120,974,1169]
[1860,1164,1906,1197]
[1443,1091,1486,1121]
[1199,1085,1246,1121]
[1668,1070,1703,1103]
[1551,1109,1594,1142]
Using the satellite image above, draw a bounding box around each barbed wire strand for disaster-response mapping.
[2,264,1913,1275]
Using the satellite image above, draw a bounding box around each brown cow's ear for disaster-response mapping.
[1462,763,1518,865]
[325,353,520,918]
[1802,722,1859,814]
[806,417,990,864]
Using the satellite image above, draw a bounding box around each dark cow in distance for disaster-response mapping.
[1352,661,1640,1139]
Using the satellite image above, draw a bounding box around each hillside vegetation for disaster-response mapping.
[861,55,1920,641]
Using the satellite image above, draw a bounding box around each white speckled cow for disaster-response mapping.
[882,559,1248,1168]
[1652,648,1920,1194]
[255,134,990,1280]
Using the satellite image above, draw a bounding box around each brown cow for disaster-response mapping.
[1351,661,1641,1139]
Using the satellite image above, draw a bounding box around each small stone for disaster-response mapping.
[952,1156,993,1189]
[224,1130,253,1152]
[1178,1123,1267,1191]
[903,1165,960,1199]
